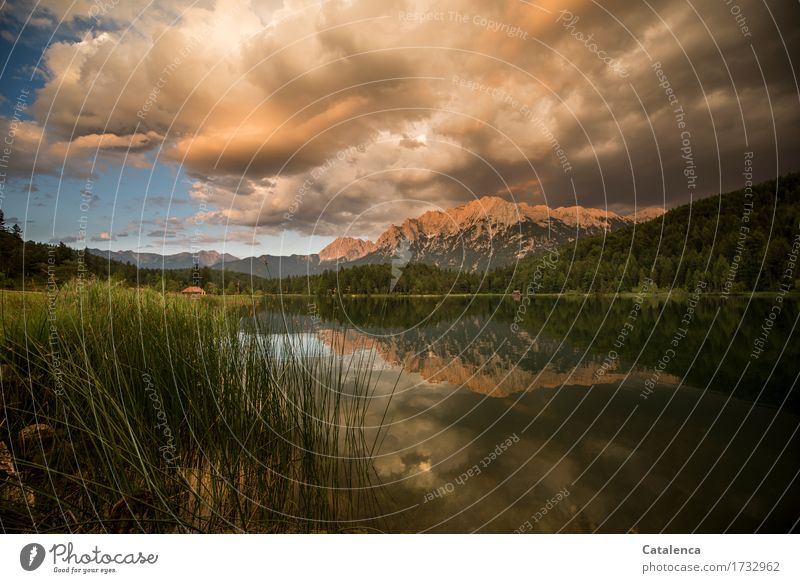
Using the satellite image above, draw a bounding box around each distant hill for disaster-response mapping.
[87,248,239,270]
[216,254,323,279]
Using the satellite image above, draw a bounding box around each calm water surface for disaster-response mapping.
[245,295,800,533]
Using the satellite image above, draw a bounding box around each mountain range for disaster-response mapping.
[89,197,665,278]
[85,249,239,271]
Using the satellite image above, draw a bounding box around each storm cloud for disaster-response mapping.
[2,0,798,238]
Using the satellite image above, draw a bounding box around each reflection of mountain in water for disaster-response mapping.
[315,317,680,397]
[243,295,800,410]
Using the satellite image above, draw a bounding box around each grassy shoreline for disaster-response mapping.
[7,289,794,300]
[0,282,379,533]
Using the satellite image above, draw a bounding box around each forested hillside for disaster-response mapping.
[504,173,800,294]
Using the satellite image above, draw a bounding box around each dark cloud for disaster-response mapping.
[49,234,79,243]
[9,0,800,237]
[147,229,178,238]
[142,195,190,207]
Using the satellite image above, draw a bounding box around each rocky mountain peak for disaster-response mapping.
[318,236,378,262]
[624,207,667,223]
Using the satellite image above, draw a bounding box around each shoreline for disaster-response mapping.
[4,289,796,300]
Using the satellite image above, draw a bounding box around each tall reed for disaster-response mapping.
[0,281,379,533]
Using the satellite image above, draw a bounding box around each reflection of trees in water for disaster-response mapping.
[251,296,800,409]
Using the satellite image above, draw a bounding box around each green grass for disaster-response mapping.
[0,282,382,533]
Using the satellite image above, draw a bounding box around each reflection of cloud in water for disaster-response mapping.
[244,304,800,533]
[364,379,800,533]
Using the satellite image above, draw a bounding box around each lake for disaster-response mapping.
[244,294,800,533]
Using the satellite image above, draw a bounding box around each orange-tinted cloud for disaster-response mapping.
[5,0,799,235]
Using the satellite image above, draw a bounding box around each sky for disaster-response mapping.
[0,0,798,258]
